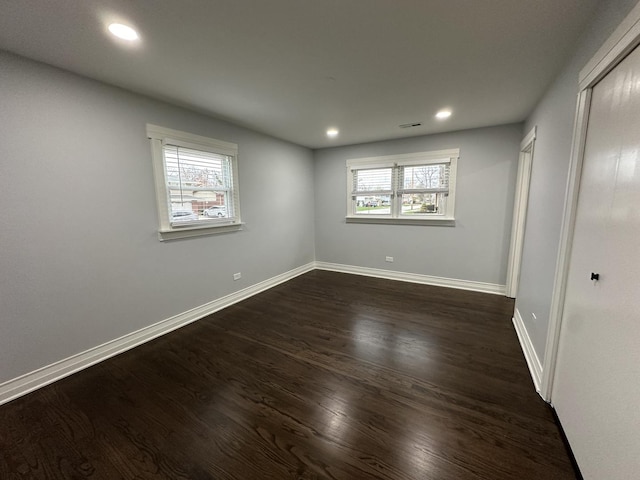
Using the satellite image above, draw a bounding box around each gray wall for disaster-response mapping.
[313,124,522,285]
[516,0,638,363]
[0,51,315,384]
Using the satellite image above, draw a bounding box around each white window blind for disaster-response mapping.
[398,163,450,193]
[352,167,393,196]
[163,144,235,225]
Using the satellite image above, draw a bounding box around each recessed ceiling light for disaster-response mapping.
[108,23,139,41]
[326,128,339,138]
[436,110,452,119]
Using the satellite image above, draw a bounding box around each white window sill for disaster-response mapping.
[345,216,455,226]
[159,222,244,241]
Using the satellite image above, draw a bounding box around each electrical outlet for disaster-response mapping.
[233,272,242,281]
[385,256,394,262]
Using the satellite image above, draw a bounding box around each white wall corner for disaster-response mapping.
[314,262,506,295]
[0,262,315,406]
[512,308,543,394]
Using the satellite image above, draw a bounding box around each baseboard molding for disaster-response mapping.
[315,261,506,295]
[512,307,543,392]
[0,262,315,406]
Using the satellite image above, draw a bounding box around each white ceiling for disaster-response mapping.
[0,0,599,148]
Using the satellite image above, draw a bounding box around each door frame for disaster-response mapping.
[540,1,640,402]
[505,126,536,298]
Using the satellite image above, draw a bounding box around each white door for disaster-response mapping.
[552,44,640,478]
[505,127,535,299]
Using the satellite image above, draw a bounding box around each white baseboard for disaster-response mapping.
[512,308,543,392]
[315,261,506,295]
[0,262,315,406]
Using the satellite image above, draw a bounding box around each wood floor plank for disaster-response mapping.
[0,270,576,479]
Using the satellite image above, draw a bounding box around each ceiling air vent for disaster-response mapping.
[399,122,422,129]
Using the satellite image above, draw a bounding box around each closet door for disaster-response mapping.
[553,44,640,479]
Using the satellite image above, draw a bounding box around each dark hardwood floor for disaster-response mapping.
[0,270,576,479]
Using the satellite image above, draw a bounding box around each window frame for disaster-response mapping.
[346,149,458,226]
[147,124,242,241]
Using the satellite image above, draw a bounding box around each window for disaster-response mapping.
[346,149,458,225]
[147,124,242,241]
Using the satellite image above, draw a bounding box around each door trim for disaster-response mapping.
[505,126,536,298]
[541,0,640,402]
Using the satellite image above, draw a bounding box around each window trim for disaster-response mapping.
[345,149,458,226]
[147,124,242,241]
